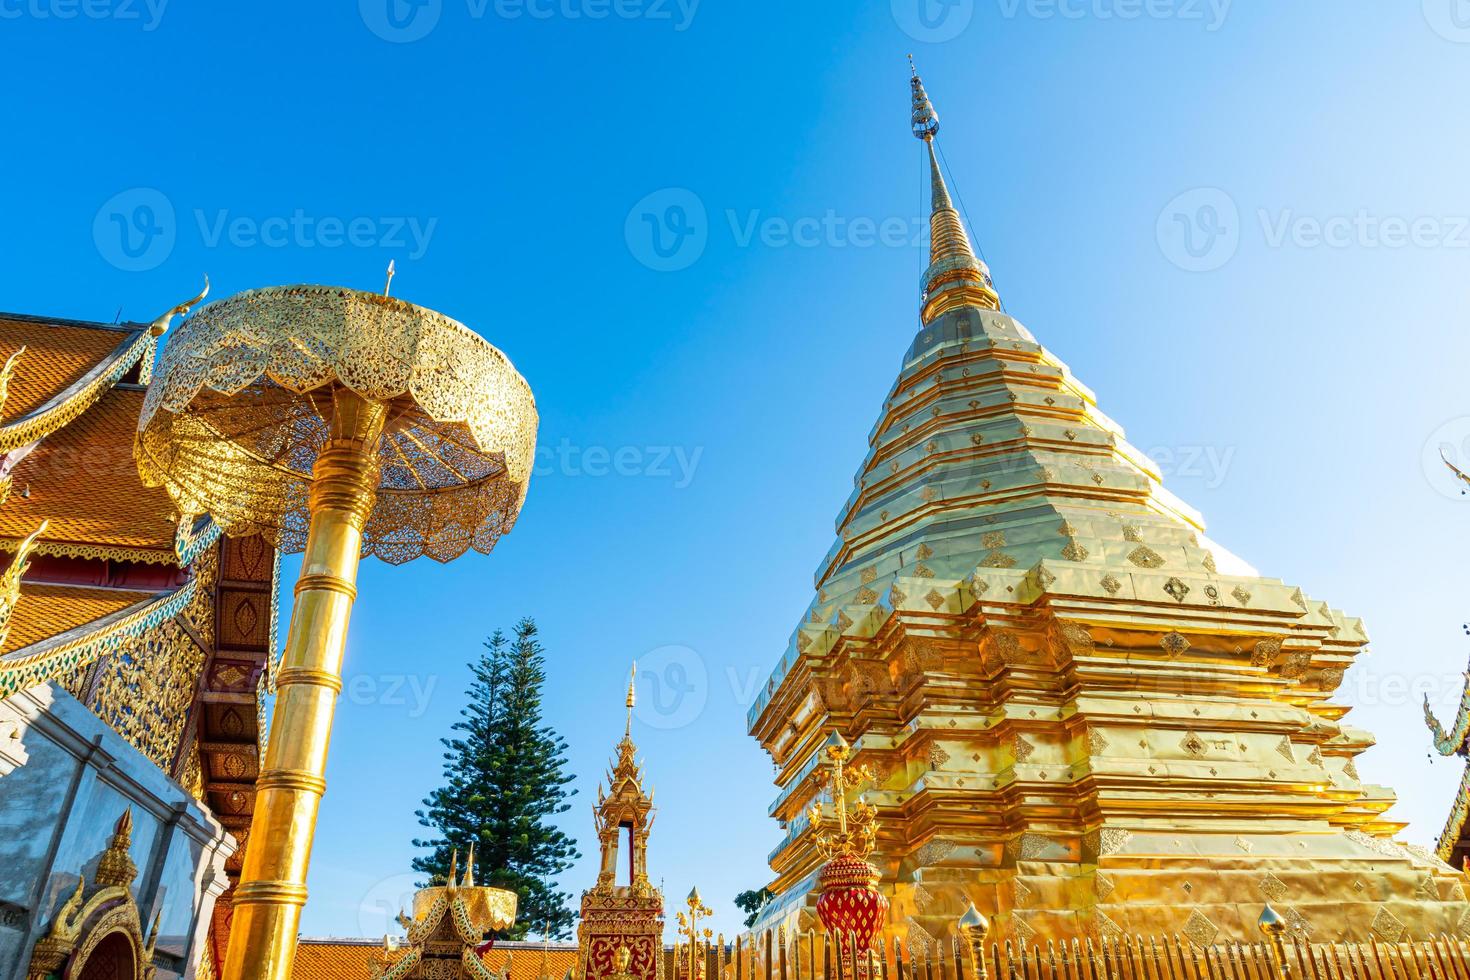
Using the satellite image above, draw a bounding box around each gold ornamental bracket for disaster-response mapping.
[135,283,539,565]
[807,732,879,860]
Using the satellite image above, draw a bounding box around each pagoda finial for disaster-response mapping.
[907,61,1000,320]
[910,57,939,142]
[625,662,637,738]
[463,842,476,887]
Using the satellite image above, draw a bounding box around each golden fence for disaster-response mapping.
[661,914,1470,980]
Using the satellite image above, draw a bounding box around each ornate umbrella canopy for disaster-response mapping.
[135,284,538,564]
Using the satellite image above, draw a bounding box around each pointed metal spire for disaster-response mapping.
[625,662,637,738]
[908,59,1000,320]
[463,842,476,887]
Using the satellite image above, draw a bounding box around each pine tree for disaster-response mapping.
[413,618,580,938]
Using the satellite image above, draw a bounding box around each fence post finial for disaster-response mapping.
[959,904,990,980]
[1258,904,1290,980]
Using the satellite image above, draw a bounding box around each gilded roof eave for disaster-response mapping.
[0,578,196,699]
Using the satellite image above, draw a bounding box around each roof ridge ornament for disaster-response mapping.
[0,519,47,651]
[148,275,210,337]
[0,346,27,423]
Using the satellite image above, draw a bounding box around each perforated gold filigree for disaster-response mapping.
[135,285,538,565]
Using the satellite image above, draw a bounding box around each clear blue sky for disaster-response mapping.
[4,0,1470,942]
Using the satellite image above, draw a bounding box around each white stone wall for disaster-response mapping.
[0,683,236,980]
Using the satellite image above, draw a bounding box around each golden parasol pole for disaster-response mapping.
[222,388,387,980]
[137,277,538,980]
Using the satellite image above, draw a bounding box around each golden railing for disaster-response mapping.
[662,914,1470,980]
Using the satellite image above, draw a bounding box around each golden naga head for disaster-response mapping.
[148,276,210,337]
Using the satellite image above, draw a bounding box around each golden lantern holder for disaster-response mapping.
[808,732,887,975]
[676,887,714,980]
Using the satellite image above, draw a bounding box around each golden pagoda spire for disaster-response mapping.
[624,662,637,739]
[909,57,1000,320]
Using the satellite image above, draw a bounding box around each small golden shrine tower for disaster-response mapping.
[369,849,518,980]
[578,668,664,980]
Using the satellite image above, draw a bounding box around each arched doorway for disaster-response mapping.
[73,932,136,980]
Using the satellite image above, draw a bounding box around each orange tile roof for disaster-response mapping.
[0,583,155,656]
[0,317,138,421]
[291,941,579,980]
[0,386,178,554]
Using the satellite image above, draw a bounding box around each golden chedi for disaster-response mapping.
[745,63,1470,946]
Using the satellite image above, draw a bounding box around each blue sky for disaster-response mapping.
[5,0,1470,942]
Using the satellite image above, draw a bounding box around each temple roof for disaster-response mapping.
[1,583,155,656]
[0,386,180,557]
[290,939,578,980]
[0,315,142,422]
[0,310,202,695]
